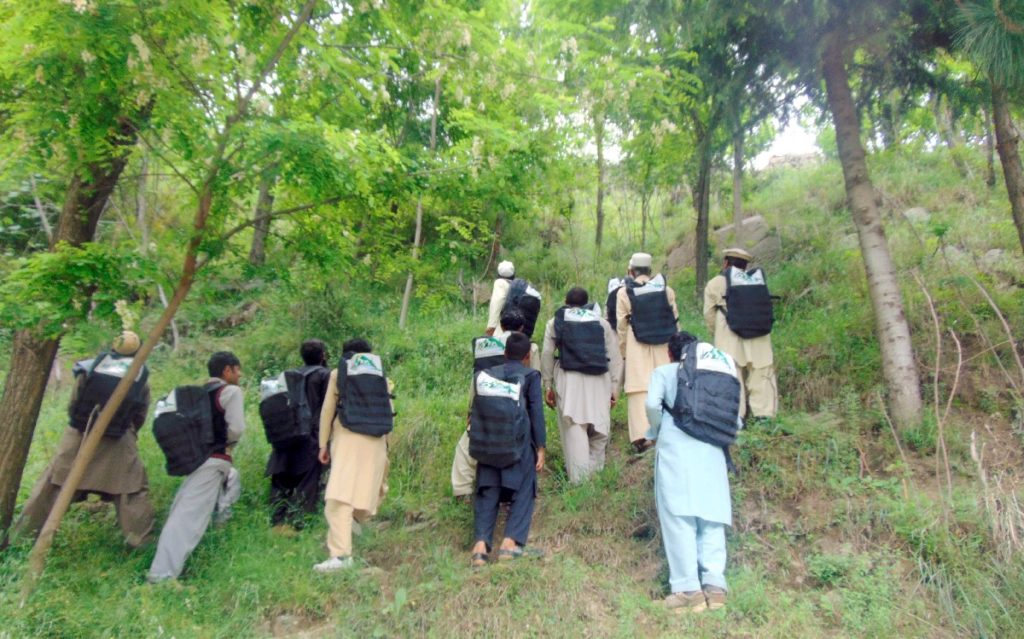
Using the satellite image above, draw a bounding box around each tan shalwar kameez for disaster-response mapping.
[12,378,153,547]
[540,314,623,483]
[703,273,777,417]
[617,274,679,442]
[319,369,389,558]
[486,278,512,332]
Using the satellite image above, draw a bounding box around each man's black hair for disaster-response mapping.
[504,332,531,361]
[208,351,241,377]
[499,309,525,332]
[342,338,372,355]
[668,332,698,362]
[301,339,327,366]
[631,266,652,277]
[725,256,749,270]
[565,287,589,307]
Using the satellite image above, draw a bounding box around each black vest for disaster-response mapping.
[336,353,394,437]
[469,363,529,468]
[553,304,608,375]
[605,277,630,330]
[207,380,228,454]
[501,278,542,338]
[473,335,508,374]
[625,274,677,345]
[723,267,774,338]
[667,342,742,447]
[69,352,149,439]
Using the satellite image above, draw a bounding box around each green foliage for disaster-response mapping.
[0,242,153,337]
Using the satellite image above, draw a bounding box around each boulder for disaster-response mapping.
[471,280,492,306]
[714,214,770,247]
[750,234,783,264]
[902,207,930,224]
[664,240,696,272]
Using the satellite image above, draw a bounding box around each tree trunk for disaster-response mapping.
[693,135,712,303]
[594,112,606,250]
[0,160,130,539]
[991,81,1024,256]
[984,105,996,188]
[399,76,440,329]
[822,36,922,428]
[248,174,276,266]
[934,94,970,179]
[136,153,179,350]
[640,190,649,250]
[732,129,744,245]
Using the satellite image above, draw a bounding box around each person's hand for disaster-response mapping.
[545,388,556,409]
[485,327,496,336]
[535,447,546,471]
[318,447,330,465]
[610,394,617,408]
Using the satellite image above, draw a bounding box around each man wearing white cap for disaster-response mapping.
[703,248,777,420]
[486,260,542,339]
[485,261,517,336]
[9,331,154,548]
[616,253,679,452]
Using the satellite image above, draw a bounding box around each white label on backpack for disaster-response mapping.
[525,285,542,300]
[632,273,666,296]
[347,353,384,377]
[93,356,144,381]
[728,266,765,287]
[474,336,506,359]
[476,371,521,401]
[607,277,623,294]
[259,373,287,401]
[693,342,738,377]
[154,389,178,418]
[564,307,600,323]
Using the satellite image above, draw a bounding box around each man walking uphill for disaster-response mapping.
[703,247,777,420]
[616,252,679,452]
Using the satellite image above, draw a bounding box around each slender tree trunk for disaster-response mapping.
[248,174,276,266]
[29,176,53,243]
[732,129,744,245]
[822,36,922,428]
[136,153,178,350]
[934,94,970,179]
[984,105,996,188]
[693,135,712,303]
[640,190,649,250]
[991,82,1024,256]
[594,112,606,250]
[0,161,130,539]
[399,76,440,329]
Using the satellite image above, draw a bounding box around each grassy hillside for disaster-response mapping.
[2,147,1023,638]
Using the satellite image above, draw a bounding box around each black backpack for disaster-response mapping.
[501,278,542,338]
[473,334,508,374]
[723,267,774,338]
[605,277,629,330]
[259,366,325,446]
[336,353,394,437]
[553,304,609,375]
[69,353,149,439]
[469,364,529,468]
[152,381,225,476]
[667,342,742,448]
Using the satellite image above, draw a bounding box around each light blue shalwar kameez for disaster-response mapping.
[646,363,732,594]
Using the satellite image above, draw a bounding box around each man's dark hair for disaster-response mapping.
[504,332,531,361]
[499,309,525,332]
[208,351,241,377]
[342,338,372,355]
[301,339,327,366]
[631,266,652,277]
[725,256,749,270]
[565,287,589,307]
[668,332,698,362]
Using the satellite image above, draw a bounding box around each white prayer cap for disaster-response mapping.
[628,252,652,269]
[497,261,515,278]
[112,331,140,356]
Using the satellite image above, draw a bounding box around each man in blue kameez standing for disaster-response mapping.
[646,331,742,613]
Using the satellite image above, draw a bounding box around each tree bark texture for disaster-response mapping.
[248,175,276,266]
[594,112,606,250]
[693,136,712,303]
[991,82,1024,256]
[822,36,922,428]
[984,105,996,188]
[732,129,744,244]
[0,158,130,538]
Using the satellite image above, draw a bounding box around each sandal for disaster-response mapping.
[470,552,488,568]
[497,546,545,561]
